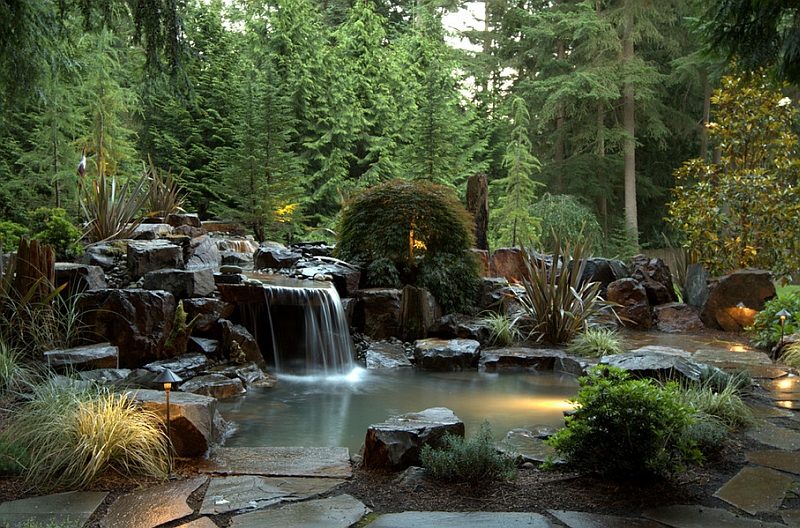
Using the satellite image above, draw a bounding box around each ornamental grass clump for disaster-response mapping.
[13,377,169,490]
[566,327,625,357]
[481,311,521,347]
[545,366,701,480]
[420,421,518,483]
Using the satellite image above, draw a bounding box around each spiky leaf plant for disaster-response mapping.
[481,311,521,347]
[81,167,149,243]
[144,155,186,218]
[512,233,616,344]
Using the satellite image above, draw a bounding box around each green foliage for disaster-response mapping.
[420,421,518,483]
[0,340,37,396]
[530,195,603,255]
[746,292,800,349]
[675,376,755,429]
[779,341,800,369]
[12,377,169,490]
[545,366,701,480]
[80,168,149,243]
[667,70,800,280]
[144,157,186,218]
[0,221,29,251]
[567,327,625,357]
[0,434,29,476]
[29,207,83,261]
[512,233,615,344]
[335,179,480,313]
[481,311,521,347]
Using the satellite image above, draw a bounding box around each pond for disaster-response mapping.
[217,368,579,454]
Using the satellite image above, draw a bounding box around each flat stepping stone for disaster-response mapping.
[549,509,661,527]
[100,476,207,528]
[197,447,351,478]
[713,466,795,515]
[367,511,559,527]
[0,490,107,528]
[200,475,345,514]
[748,403,794,419]
[692,349,772,366]
[230,494,368,528]
[643,504,786,527]
[748,365,791,379]
[781,510,800,526]
[747,450,800,474]
[746,421,800,450]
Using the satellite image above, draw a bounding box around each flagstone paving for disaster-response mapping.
[8,339,800,527]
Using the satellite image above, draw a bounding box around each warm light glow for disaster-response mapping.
[777,378,795,391]
[163,382,172,391]
[511,397,575,412]
[730,345,748,353]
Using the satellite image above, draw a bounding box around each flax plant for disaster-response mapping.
[144,156,186,218]
[14,378,169,490]
[80,166,149,243]
[512,233,615,344]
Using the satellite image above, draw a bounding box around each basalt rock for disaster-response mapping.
[578,258,630,298]
[654,302,705,333]
[607,278,652,330]
[355,288,402,340]
[630,254,678,305]
[253,247,302,269]
[181,298,235,332]
[700,268,776,332]
[179,373,246,399]
[296,259,362,298]
[55,262,107,293]
[142,268,216,299]
[44,343,118,371]
[361,407,465,472]
[127,240,184,280]
[366,342,412,369]
[488,247,528,282]
[478,347,565,372]
[185,235,221,270]
[414,338,481,371]
[78,289,176,368]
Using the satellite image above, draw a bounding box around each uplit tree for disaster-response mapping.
[667,70,800,280]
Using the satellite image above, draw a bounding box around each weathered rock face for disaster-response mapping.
[127,240,184,280]
[361,407,465,472]
[600,347,703,382]
[82,243,126,271]
[78,289,176,367]
[428,314,492,345]
[654,303,705,333]
[475,278,513,312]
[701,268,776,332]
[685,263,710,308]
[630,254,678,305]
[399,285,439,342]
[253,247,302,269]
[44,343,118,371]
[179,373,246,399]
[133,389,231,458]
[55,263,107,293]
[167,213,202,228]
[355,288,402,340]
[181,298,235,332]
[185,235,221,270]
[142,268,216,299]
[144,352,209,380]
[488,247,527,282]
[365,342,412,369]
[295,260,362,298]
[607,278,652,330]
[472,249,490,277]
[577,258,630,297]
[478,347,565,372]
[209,319,266,369]
[414,338,481,371]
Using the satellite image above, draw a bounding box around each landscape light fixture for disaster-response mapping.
[153,368,182,473]
[777,309,792,345]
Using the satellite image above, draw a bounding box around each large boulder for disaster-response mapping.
[133,389,231,458]
[253,247,302,269]
[127,240,184,280]
[185,235,221,270]
[488,247,527,282]
[55,263,107,293]
[208,319,266,369]
[144,352,209,380]
[399,285,440,342]
[78,289,176,368]
[296,259,362,298]
[182,298,235,332]
[478,347,565,372]
[81,243,126,271]
[414,338,481,371]
[577,258,630,298]
[607,278,652,330]
[167,213,202,228]
[355,288,402,340]
[142,268,216,299]
[654,303,705,333]
[600,347,703,382]
[684,263,710,308]
[629,255,678,306]
[44,343,118,371]
[365,342,412,369]
[428,314,492,345]
[361,407,465,472]
[179,374,246,399]
[701,268,776,332]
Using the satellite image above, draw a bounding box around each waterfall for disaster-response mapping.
[234,275,355,375]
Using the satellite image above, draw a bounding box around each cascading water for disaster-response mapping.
[236,275,355,375]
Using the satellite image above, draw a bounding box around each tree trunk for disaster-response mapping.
[400,285,435,342]
[622,12,638,246]
[466,173,489,250]
[701,71,711,162]
[596,103,608,236]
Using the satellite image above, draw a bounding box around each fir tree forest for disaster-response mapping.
[2,0,799,264]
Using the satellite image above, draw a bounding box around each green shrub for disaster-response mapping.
[681,416,729,453]
[747,292,800,349]
[420,421,518,483]
[512,233,616,344]
[335,179,480,313]
[545,366,701,480]
[0,221,29,251]
[13,377,169,490]
[30,207,84,261]
[698,365,752,395]
[530,194,603,254]
[567,327,625,357]
[481,311,521,347]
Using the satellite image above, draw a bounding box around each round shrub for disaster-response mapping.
[335,179,480,313]
[545,366,701,480]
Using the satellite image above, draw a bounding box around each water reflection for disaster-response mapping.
[218,369,579,453]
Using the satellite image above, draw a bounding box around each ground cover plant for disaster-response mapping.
[420,421,518,483]
[566,326,625,357]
